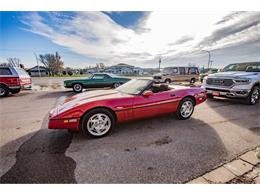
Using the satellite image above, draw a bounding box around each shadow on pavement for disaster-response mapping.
[206,97,260,135]
[67,115,228,183]
[0,116,76,184]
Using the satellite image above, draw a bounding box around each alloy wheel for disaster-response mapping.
[113,83,120,88]
[180,100,194,118]
[73,84,82,92]
[0,87,5,96]
[251,87,259,104]
[87,113,111,136]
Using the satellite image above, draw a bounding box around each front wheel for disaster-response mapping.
[81,108,115,138]
[73,83,83,93]
[0,85,9,97]
[176,97,195,120]
[245,85,259,105]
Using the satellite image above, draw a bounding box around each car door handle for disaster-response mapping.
[170,94,176,97]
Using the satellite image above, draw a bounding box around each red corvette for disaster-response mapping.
[48,79,207,137]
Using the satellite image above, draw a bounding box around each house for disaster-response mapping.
[104,63,144,75]
[27,66,49,77]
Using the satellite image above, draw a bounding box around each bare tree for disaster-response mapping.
[39,52,64,75]
[7,58,21,67]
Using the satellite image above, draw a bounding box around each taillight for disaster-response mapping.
[8,78,20,85]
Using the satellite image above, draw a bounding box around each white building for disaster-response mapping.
[104,63,144,75]
[27,66,49,77]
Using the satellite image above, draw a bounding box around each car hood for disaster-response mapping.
[208,71,259,79]
[53,89,129,115]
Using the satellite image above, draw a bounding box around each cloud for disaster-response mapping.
[20,11,260,67]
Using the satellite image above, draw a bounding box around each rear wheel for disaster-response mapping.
[10,88,21,94]
[190,78,196,84]
[165,79,171,84]
[112,82,121,88]
[245,85,259,105]
[176,97,195,120]
[81,108,115,138]
[0,85,9,97]
[73,83,83,93]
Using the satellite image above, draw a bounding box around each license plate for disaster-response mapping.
[212,91,220,96]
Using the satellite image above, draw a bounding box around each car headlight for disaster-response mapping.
[234,79,251,85]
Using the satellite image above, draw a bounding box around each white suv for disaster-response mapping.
[203,62,260,105]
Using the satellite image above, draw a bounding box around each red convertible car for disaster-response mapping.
[49,79,206,137]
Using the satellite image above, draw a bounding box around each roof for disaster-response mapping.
[27,66,49,71]
[110,63,135,68]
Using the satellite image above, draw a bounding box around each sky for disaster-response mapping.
[0,11,260,69]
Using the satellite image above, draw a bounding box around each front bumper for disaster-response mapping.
[205,87,250,98]
[48,118,80,131]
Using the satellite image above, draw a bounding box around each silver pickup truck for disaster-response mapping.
[203,62,260,105]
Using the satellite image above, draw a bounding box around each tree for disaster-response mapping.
[39,52,64,75]
[7,58,21,67]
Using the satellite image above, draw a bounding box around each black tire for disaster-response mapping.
[176,97,195,120]
[112,82,121,88]
[73,83,83,93]
[165,79,171,84]
[190,78,196,84]
[81,108,115,138]
[10,88,21,94]
[245,85,259,105]
[0,85,9,97]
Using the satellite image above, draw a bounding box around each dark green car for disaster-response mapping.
[64,73,131,93]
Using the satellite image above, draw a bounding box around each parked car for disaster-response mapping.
[199,69,219,83]
[0,66,32,97]
[49,79,207,137]
[203,62,260,105]
[153,66,200,84]
[64,73,131,93]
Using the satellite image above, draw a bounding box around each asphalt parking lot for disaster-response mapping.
[0,84,260,183]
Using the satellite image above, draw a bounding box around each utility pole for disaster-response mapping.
[210,60,213,68]
[158,57,161,71]
[33,52,41,77]
[202,50,211,69]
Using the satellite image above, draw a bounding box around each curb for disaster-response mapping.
[187,146,260,184]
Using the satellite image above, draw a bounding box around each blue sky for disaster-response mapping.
[1,11,260,68]
[0,11,146,68]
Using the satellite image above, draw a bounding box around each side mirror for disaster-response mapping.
[143,90,153,97]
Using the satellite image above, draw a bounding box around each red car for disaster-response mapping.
[0,66,32,97]
[48,79,207,137]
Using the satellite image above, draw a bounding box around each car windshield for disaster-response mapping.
[106,73,120,78]
[222,63,260,72]
[116,79,152,95]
